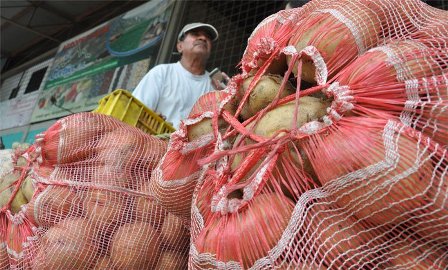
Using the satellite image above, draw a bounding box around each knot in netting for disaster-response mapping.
[256,37,278,56]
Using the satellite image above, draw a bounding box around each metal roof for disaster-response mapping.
[1,0,144,75]
[1,0,447,78]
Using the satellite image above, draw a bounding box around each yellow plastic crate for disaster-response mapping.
[94,89,175,135]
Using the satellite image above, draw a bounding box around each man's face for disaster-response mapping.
[177,29,212,60]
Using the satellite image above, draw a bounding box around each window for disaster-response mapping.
[24,67,48,94]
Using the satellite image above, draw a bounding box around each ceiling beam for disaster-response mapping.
[28,22,73,28]
[6,29,58,58]
[27,0,76,23]
[1,0,144,73]
[73,0,116,22]
[0,1,117,60]
[0,5,34,31]
[0,16,61,43]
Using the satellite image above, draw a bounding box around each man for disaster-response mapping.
[133,22,224,129]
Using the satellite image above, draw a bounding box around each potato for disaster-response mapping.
[287,1,381,83]
[111,222,161,270]
[96,130,141,164]
[89,164,129,189]
[82,189,130,228]
[348,136,438,224]
[187,91,237,142]
[41,114,113,164]
[338,40,441,85]
[31,218,99,270]
[187,119,218,142]
[287,15,340,83]
[228,96,328,199]
[9,189,27,214]
[12,142,30,152]
[135,182,167,230]
[94,129,164,190]
[253,96,330,138]
[0,184,13,211]
[302,204,368,266]
[154,251,188,270]
[256,53,288,76]
[241,10,291,76]
[26,186,80,226]
[378,239,445,269]
[93,256,113,270]
[230,136,318,201]
[16,156,28,168]
[0,172,28,213]
[0,149,14,176]
[160,213,189,251]
[313,126,446,228]
[239,74,295,120]
[21,176,34,202]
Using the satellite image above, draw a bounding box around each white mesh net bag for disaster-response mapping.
[1,113,190,270]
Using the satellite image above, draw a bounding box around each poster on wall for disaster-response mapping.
[0,59,53,130]
[1,92,41,130]
[30,0,175,123]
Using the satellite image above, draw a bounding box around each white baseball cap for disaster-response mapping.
[177,22,219,42]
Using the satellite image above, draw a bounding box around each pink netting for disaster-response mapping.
[240,0,335,76]
[0,215,7,269]
[149,90,236,219]
[188,0,447,269]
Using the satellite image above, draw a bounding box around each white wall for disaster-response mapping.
[0,72,24,102]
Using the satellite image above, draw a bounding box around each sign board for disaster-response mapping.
[30,0,175,123]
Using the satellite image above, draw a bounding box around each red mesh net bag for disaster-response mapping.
[188,0,448,269]
[0,215,7,269]
[149,90,237,219]
[0,112,191,270]
[285,0,442,85]
[239,8,298,76]
[240,0,335,76]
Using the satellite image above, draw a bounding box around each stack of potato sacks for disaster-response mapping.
[0,113,190,269]
[1,0,447,269]
[178,0,446,269]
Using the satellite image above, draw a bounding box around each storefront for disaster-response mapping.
[0,0,284,148]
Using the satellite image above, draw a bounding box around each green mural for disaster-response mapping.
[31,0,175,123]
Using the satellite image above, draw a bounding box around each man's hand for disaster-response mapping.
[211,72,230,90]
